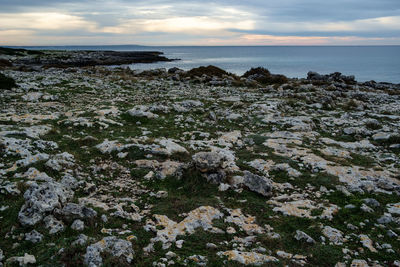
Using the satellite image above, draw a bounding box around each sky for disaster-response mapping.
[0,0,400,46]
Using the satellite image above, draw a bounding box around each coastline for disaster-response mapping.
[3,45,400,83]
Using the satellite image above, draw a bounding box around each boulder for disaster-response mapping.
[18,182,73,226]
[242,171,273,197]
[55,202,97,222]
[192,152,225,172]
[84,236,134,267]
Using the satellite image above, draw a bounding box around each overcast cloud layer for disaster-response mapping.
[0,0,399,45]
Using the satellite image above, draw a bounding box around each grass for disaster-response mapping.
[145,168,221,221]
[186,65,232,78]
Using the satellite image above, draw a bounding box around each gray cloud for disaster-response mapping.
[0,0,399,45]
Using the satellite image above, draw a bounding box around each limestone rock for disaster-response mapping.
[44,215,64,234]
[71,219,85,231]
[55,202,97,221]
[217,250,278,265]
[6,253,36,266]
[18,182,73,226]
[127,105,158,119]
[242,171,273,197]
[84,236,134,267]
[322,226,345,245]
[25,230,43,243]
[294,230,316,244]
[192,152,225,173]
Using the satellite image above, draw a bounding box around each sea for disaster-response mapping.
[16,45,400,83]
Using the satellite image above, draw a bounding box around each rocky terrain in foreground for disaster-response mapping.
[0,50,400,266]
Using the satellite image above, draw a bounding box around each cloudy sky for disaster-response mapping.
[1,0,399,45]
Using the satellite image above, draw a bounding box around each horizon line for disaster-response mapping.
[3,44,400,48]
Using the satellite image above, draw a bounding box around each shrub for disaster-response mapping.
[186,65,229,78]
[0,59,12,68]
[243,67,271,77]
[343,99,358,111]
[0,72,17,89]
[243,67,288,85]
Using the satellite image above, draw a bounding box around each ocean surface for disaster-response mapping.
[17,45,400,83]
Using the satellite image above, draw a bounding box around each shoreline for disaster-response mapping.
[2,46,400,84]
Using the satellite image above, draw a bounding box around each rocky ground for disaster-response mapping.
[0,50,400,266]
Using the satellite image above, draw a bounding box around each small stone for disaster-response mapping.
[176,240,184,248]
[359,234,377,252]
[387,203,400,216]
[276,250,292,259]
[387,230,398,238]
[226,227,236,234]
[72,234,88,246]
[117,152,128,158]
[71,219,85,231]
[377,214,393,224]
[165,251,176,259]
[43,215,64,234]
[360,203,374,213]
[322,226,344,245]
[372,132,392,141]
[362,198,380,207]
[206,243,217,249]
[218,183,230,191]
[25,230,43,243]
[294,230,316,244]
[350,259,369,267]
[6,253,36,266]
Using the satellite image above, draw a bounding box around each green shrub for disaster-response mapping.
[0,72,17,89]
[187,65,229,78]
[243,67,271,77]
[243,67,288,85]
[0,59,12,68]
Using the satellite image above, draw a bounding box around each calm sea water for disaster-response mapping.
[18,45,400,83]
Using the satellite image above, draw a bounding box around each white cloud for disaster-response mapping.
[253,16,400,33]
[0,12,97,31]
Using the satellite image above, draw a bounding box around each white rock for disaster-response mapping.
[322,226,345,245]
[7,253,36,266]
[217,250,278,265]
[71,219,85,231]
